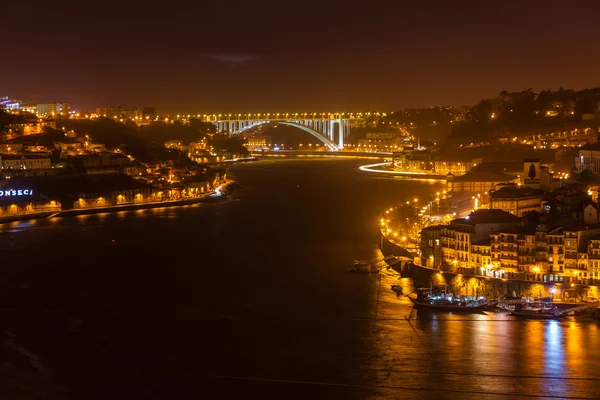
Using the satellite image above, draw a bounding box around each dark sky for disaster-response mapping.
[3,0,600,113]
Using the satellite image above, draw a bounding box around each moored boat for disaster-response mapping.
[509,302,566,319]
[408,288,492,312]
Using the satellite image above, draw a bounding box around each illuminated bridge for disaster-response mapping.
[201,113,373,151]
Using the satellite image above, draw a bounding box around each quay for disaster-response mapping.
[0,180,239,224]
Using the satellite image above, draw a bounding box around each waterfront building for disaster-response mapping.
[489,184,544,217]
[428,205,600,287]
[244,136,270,152]
[37,102,70,117]
[393,150,433,171]
[419,225,443,268]
[440,209,522,272]
[0,197,60,219]
[470,238,492,272]
[357,132,409,152]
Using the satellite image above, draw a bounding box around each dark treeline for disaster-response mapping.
[0,111,248,162]
[450,87,600,143]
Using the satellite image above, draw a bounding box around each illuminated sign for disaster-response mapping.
[0,189,34,197]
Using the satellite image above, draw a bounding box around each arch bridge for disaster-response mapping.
[201,113,367,151]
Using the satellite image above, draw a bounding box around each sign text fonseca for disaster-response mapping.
[0,189,34,197]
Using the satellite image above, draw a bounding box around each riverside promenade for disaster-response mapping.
[0,180,239,225]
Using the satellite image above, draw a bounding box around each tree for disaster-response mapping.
[528,163,536,180]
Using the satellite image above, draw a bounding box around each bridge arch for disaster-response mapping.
[219,121,341,151]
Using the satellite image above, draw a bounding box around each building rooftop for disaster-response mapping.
[489,185,545,199]
[1,154,51,160]
[452,170,518,183]
[579,142,600,151]
[471,161,524,174]
[452,209,521,225]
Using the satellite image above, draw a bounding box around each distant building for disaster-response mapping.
[244,136,270,152]
[0,144,23,154]
[0,96,23,112]
[447,170,519,193]
[165,140,184,150]
[188,140,207,155]
[67,153,141,176]
[96,107,141,119]
[37,102,70,116]
[55,138,85,155]
[1,155,52,170]
[357,132,409,152]
[433,158,481,175]
[23,123,43,135]
[576,143,600,173]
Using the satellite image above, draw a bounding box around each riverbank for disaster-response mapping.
[0,180,240,225]
[380,234,600,301]
[359,162,447,179]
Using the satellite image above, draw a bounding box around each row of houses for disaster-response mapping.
[420,208,600,287]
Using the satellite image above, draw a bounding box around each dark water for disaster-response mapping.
[1,158,599,399]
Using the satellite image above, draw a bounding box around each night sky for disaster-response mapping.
[4,1,600,113]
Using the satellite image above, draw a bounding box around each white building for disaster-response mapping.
[37,102,71,117]
[576,143,600,173]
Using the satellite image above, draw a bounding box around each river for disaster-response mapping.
[1,157,598,399]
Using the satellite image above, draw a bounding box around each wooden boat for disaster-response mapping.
[408,288,493,312]
[509,302,566,319]
[408,296,490,312]
[510,309,566,319]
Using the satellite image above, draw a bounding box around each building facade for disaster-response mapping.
[1,155,52,170]
[576,143,600,173]
[37,102,70,116]
[489,185,544,217]
[429,212,600,286]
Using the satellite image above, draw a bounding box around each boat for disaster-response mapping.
[349,260,380,274]
[509,302,567,319]
[408,288,492,312]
